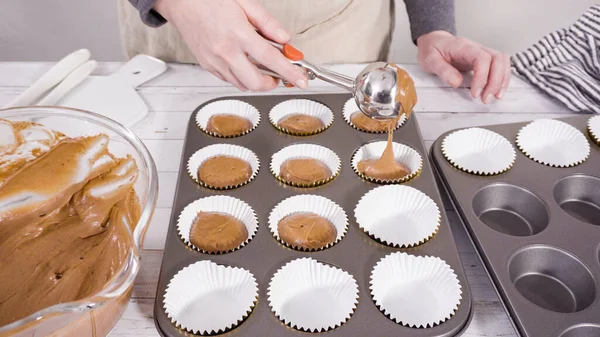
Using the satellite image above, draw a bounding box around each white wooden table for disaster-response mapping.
[0,62,576,336]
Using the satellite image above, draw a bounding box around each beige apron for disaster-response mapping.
[117,0,394,65]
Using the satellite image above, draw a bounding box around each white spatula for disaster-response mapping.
[5,49,91,108]
[37,60,98,106]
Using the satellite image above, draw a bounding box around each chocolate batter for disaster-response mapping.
[205,114,252,137]
[357,65,417,181]
[198,155,252,188]
[350,111,391,132]
[0,119,140,327]
[277,212,337,250]
[357,144,412,180]
[277,114,325,134]
[279,158,332,185]
[391,63,417,121]
[0,119,65,184]
[189,211,248,252]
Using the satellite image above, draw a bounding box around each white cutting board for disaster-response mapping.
[57,55,167,127]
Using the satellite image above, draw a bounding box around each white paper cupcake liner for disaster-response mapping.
[355,185,440,247]
[176,196,258,254]
[343,98,406,133]
[268,257,359,332]
[588,115,600,146]
[351,141,423,184]
[270,143,341,187]
[516,119,590,167]
[370,252,462,328]
[195,100,260,138]
[164,260,258,335]
[269,99,333,135]
[268,194,348,251]
[442,127,516,175]
[187,144,260,189]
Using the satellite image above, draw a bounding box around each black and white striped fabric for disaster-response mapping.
[511,5,600,113]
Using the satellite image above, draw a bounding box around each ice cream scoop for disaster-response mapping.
[258,40,416,119]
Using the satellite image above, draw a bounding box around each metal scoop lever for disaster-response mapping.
[257,41,354,92]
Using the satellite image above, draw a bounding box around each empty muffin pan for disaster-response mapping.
[431,116,600,337]
[154,94,472,337]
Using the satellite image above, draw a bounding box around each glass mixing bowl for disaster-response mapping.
[0,106,158,337]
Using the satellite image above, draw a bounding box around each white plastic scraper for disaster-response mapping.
[57,54,167,127]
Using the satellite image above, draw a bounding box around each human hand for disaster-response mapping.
[416,31,511,104]
[155,0,307,91]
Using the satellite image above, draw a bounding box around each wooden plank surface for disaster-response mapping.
[0,62,577,336]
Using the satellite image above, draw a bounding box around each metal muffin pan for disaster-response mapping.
[430,116,600,337]
[154,93,473,336]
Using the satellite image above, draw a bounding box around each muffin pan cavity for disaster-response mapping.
[554,175,600,226]
[155,94,472,337]
[560,324,600,337]
[472,184,549,236]
[508,245,595,313]
[431,116,600,337]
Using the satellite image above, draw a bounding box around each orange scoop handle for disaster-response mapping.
[282,44,304,61]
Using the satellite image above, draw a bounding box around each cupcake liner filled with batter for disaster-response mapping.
[354,185,440,247]
[269,99,333,136]
[268,194,348,251]
[195,100,260,138]
[187,144,259,189]
[442,127,516,175]
[588,115,600,146]
[342,98,406,133]
[270,143,341,187]
[516,119,590,167]
[268,257,359,332]
[163,260,259,335]
[176,195,258,254]
[370,252,462,328]
[351,141,422,184]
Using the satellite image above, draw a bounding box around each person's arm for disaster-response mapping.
[125,0,307,92]
[128,0,167,27]
[403,0,456,43]
[403,0,511,104]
